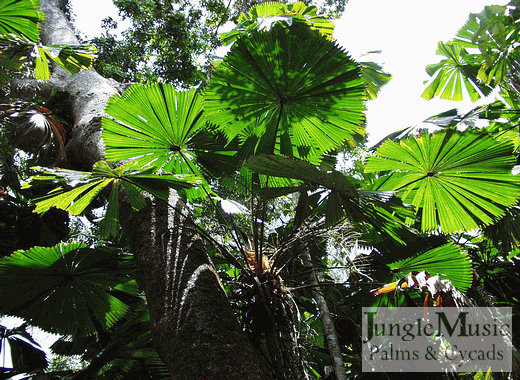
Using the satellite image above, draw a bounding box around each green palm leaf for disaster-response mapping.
[51,304,170,379]
[484,205,520,252]
[0,0,44,42]
[0,242,136,336]
[0,0,42,83]
[102,83,237,201]
[247,154,412,241]
[34,44,97,80]
[0,36,96,84]
[387,243,473,293]
[24,160,198,238]
[220,1,334,46]
[247,154,355,191]
[0,36,30,81]
[422,42,493,102]
[365,129,520,233]
[0,1,95,83]
[206,22,366,160]
[453,5,518,87]
[360,60,392,101]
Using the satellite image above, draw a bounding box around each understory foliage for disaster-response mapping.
[0,0,520,379]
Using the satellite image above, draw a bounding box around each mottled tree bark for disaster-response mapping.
[40,0,121,170]
[14,1,272,378]
[121,192,272,379]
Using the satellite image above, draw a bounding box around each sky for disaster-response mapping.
[336,0,510,145]
[70,0,510,146]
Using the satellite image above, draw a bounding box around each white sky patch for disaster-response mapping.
[69,0,131,39]
[335,0,510,145]
[220,199,249,214]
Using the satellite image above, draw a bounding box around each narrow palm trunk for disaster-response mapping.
[303,251,347,380]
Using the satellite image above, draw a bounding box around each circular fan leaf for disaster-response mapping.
[205,22,366,159]
[365,129,520,233]
[387,243,473,293]
[0,242,135,336]
[102,83,237,200]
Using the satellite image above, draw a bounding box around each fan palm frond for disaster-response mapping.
[24,160,199,238]
[0,242,137,336]
[206,22,366,160]
[365,129,520,233]
[102,83,237,202]
[1,103,66,162]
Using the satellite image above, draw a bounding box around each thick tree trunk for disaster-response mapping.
[121,192,272,379]
[39,0,121,170]
[24,1,272,378]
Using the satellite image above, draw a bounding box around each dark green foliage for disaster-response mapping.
[91,0,229,86]
[3,1,520,379]
[205,21,366,159]
[423,1,520,103]
[0,200,69,257]
[89,0,350,86]
[0,242,137,336]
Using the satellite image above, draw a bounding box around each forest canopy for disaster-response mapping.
[0,1,519,379]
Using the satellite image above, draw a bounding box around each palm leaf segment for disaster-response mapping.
[206,22,366,160]
[369,243,473,308]
[2,103,67,161]
[0,0,96,83]
[360,60,392,101]
[422,41,493,102]
[386,243,473,293]
[220,1,334,46]
[0,242,137,336]
[24,160,198,238]
[422,4,519,102]
[0,0,44,43]
[247,155,412,242]
[102,83,236,201]
[365,129,520,233]
[33,44,97,81]
[51,306,168,379]
[0,0,43,83]
[0,0,97,83]
[455,4,520,99]
[221,2,390,106]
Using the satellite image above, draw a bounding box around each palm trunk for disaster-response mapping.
[16,1,272,378]
[121,191,271,379]
[303,250,347,380]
